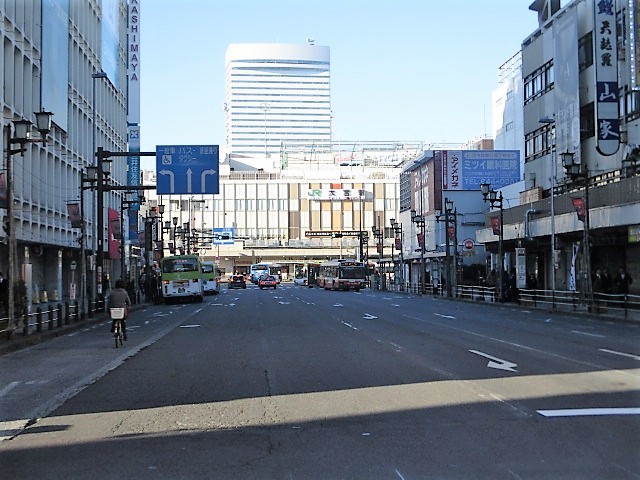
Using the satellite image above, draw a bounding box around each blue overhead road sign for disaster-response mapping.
[213,227,234,245]
[156,145,219,195]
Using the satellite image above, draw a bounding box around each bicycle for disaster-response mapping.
[110,308,126,348]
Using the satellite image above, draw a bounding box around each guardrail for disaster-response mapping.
[375,279,639,321]
[0,296,107,340]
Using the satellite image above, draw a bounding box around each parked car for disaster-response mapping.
[258,275,278,289]
[228,274,247,289]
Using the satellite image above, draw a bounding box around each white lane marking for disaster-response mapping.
[599,348,640,361]
[572,330,605,338]
[391,304,401,307]
[538,408,640,417]
[341,321,358,331]
[395,469,406,480]
[0,419,31,442]
[179,324,200,328]
[390,342,403,352]
[0,381,20,397]
[468,350,518,372]
[278,301,291,305]
[334,304,344,307]
[434,313,456,319]
[363,313,377,320]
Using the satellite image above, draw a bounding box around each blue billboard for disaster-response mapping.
[441,150,521,190]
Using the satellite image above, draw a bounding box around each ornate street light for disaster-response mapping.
[4,111,54,334]
[390,218,404,291]
[411,209,426,294]
[435,198,457,297]
[481,184,504,301]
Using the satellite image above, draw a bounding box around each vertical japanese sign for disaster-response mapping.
[594,0,620,155]
[107,208,120,259]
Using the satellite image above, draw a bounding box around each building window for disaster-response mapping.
[524,60,554,104]
[580,102,595,141]
[578,31,593,72]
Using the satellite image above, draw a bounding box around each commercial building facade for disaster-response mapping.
[476,0,640,295]
[1,0,136,311]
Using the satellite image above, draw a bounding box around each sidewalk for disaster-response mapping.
[0,302,148,357]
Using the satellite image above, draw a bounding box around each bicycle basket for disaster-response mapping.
[110,308,126,320]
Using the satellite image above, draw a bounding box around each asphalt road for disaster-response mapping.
[1,283,639,479]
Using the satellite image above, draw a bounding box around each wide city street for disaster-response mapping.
[1,283,639,479]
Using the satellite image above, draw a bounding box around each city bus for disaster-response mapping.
[160,254,204,303]
[201,260,221,295]
[249,263,270,283]
[316,259,367,291]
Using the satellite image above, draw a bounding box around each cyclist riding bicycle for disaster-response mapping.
[108,279,131,340]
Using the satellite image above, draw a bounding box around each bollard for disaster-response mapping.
[36,307,43,332]
[64,302,70,325]
[57,303,63,328]
[48,307,54,330]
[74,300,80,322]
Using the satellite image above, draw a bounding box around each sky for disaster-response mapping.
[139,0,545,169]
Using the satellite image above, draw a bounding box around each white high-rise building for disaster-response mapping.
[225,43,331,157]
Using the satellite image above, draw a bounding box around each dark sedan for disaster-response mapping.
[228,275,247,289]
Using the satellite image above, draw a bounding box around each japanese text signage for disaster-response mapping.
[441,150,520,191]
[307,188,366,200]
[156,145,219,195]
[594,0,619,155]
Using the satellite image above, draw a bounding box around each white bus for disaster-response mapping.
[249,263,270,283]
[317,259,367,291]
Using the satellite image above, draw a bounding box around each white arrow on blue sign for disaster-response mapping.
[156,145,219,195]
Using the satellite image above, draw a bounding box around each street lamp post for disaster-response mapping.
[540,116,557,307]
[372,225,384,290]
[120,196,143,282]
[435,198,457,297]
[390,218,404,291]
[81,167,100,316]
[94,148,156,307]
[91,71,107,304]
[561,151,593,307]
[480,184,504,301]
[3,111,53,334]
[411,209,426,294]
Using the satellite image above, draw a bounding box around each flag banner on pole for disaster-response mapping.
[571,197,586,222]
[417,232,424,248]
[0,173,7,209]
[395,237,401,250]
[67,202,82,228]
[491,216,501,235]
